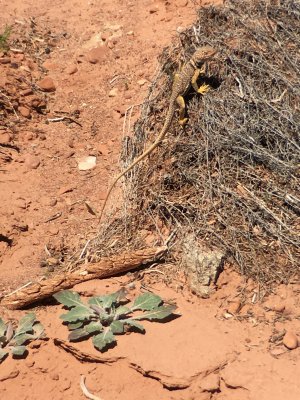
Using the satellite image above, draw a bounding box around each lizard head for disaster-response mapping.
[192,46,216,66]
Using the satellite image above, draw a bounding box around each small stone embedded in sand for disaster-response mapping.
[283,331,298,350]
[264,297,285,313]
[37,76,56,92]
[25,154,40,169]
[199,373,220,393]
[65,64,78,75]
[0,131,11,143]
[86,46,108,64]
[137,79,148,86]
[48,225,59,235]
[57,185,74,195]
[42,60,59,71]
[0,368,20,382]
[227,301,241,315]
[77,155,97,171]
[18,106,31,118]
[15,198,27,209]
[270,347,286,357]
[0,57,10,64]
[177,0,188,6]
[108,87,118,97]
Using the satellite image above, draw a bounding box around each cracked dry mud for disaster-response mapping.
[1,1,300,399]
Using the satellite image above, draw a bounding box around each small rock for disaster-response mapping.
[86,46,108,64]
[48,226,59,235]
[25,155,40,169]
[264,297,285,313]
[19,131,35,141]
[42,60,59,71]
[124,91,132,100]
[126,31,134,36]
[37,76,56,92]
[61,378,71,391]
[50,373,59,381]
[101,32,111,41]
[0,57,10,64]
[149,7,159,13]
[108,87,118,97]
[25,360,35,368]
[40,196,56,206]
[18,106,31,118]
[97,143,109,156]
[58,185,74,195]
[270,347,286,357]
[67,138,74,148]
[177,0,188,6]
[0,131,11,143]
[65,65,78,75]
[46,257,59,266]
[227,301,241,315]
[65,150,75,159]
[20,88,33,96]
[283,331,298,350]
[137,79,148,86]
[199,373,220,393]
[0,368,20,381]
[77,155,97,171]
[15,198,27,209]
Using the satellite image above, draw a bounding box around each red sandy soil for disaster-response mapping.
[0,1,300,399]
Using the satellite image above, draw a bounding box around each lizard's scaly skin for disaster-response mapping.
[99,46,216,223]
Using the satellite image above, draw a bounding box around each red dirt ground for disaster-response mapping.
[1,1,300,399]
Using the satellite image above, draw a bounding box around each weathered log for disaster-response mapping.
[1,246,167,309]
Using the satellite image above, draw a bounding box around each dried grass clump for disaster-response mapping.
[81,0,300,286]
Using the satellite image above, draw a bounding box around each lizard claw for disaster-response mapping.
[179,117,188,126]
[197,83,211,95]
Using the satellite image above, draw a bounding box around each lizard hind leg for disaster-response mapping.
[176,95,188,126]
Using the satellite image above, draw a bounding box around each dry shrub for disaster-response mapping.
[77,0,300,287]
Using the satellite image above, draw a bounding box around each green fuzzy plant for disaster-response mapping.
[0,313,44,363]
[54,288,177,352]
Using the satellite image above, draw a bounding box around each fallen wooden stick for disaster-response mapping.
[1,246,167,309]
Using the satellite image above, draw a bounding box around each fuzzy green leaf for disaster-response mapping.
[5,322,14,342]
[114,306,131,319]
[0,318,6,336]
[89,288,127,309]
[68,328,90,341]
[131,293,162,311]
[132,305,176,321]
[67,321,84,331]
[13,333,33,346]
[0,348,9,361]
[53,290,85,308]
[32,322,44,339]
[85,321,103,334]
[60,306,94,323]
[124,319,145,333]
[110,321,124,334]
[92,329,115,352]
[15,313,36,336]
[11,345,27,357]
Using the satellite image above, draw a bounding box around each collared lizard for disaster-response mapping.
[99,46,216,223]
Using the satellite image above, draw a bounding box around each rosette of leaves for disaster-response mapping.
[0,313,44,363]
[53,288,177,352]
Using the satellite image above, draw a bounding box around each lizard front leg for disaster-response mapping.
[176,95,188,126]
[191,64,210,94]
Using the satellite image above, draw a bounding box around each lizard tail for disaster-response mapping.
[98,132,165,224]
